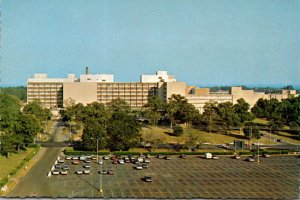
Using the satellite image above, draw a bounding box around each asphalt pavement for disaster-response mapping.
[7,147,63,197]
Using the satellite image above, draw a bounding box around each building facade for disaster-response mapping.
[27,69,298,112]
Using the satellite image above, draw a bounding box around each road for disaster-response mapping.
[7,120,66,197]
[7,147,63,197]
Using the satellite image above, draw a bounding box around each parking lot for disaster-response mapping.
[8,154,299,199]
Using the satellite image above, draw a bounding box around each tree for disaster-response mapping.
[23,99,52,122]
[243,122,260,148]
[185,133,199,152]
[107,99,141,151]
[217,102,240,134]
[14,113,42,144]
[80,102,110,150]
[200,101,220,133]
[81,118,107,150]
[172,125,183,136]
[144,96,166,125]
[0,93,21,133]
[234,98,254,124]
[167,94,199,127]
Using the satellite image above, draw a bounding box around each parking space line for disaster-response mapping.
[125,179,134,197]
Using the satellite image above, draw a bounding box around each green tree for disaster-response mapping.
[81,118,107,150]
[234,98,254,124]
[243,122,260,148]
[200,101,220,133]
[0,93,21,133]
[167,94,199,127]
[185,133,199,152]
[144,96,166,125]
[107,99,141,151]
[217,102,240,134]
[172,125,183,136]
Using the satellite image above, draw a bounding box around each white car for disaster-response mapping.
[80,156,86,161]
[144,159,150,163]
[138,157,144,163]
[52,170,60,175]
[83,164,91,168]
[60,170,68,175]
[103,155,110,160]
[99,160,104,165]
[72,156,79,160]
[58,159,65,163]
[135,164,143,170]
[66,156,72,160]
[83,169,90,174]
[76,170,83,175]
[118,159,124,164]
[212,156,218,160]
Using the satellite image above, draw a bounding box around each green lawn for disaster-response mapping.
[142,126,243,145]
[0,148,35,179]
[141,126,279,145]
[252,118,269,125]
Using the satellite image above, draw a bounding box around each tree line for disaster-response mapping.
[0,94,51,157]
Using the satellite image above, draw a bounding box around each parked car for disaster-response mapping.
[144,158,150,163]
[84,159,91,163]
[108,169,114,175]
[112,159,118,164]
[146,154,151,158]
[62,165,69,170]
[72,160,79,165]
[60,170,68,175]
[72,156,79,160]
[83,169,90,174]
[180,154,187,159]
[91,156,97,160]
[58,159,65,163]
[124,157,130,163]
[55,164,61,169]
[83,164,91,168]
[212,156,219,160]
[245,157,255,162]
[164,155,171,160]
[205,153,212,159]
[100,169,108,174]
[103,155,110,160]
[52,170,60,175]
[80,156,86,161]
[232,155,241,159]
[99,160,104,165]
[157,154,164,159]
[135,164,143,170]
[66,156,72,160]
[75,170,83,175]
[142,163,148,168]
[143,176,152,182]
[262,154,271,158]
[118,159,124,164]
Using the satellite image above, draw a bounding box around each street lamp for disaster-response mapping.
[91,137,102,194]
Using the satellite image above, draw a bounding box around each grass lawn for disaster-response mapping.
[141,126,279,145]
[252,118,269,125]
[142,126,243,145]
[0,148,35,179]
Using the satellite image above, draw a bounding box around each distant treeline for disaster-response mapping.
[209,85,299,94]
[0,86,27,101]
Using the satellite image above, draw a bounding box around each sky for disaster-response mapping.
[1,0,300,87]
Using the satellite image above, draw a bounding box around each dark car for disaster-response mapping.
[143,176,152,182]
[62,164,69,170]
[180,154,187,159]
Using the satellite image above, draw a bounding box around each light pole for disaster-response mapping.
[257,142,260,163]
[91,137,102,194]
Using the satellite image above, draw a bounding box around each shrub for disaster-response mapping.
[173,125,183,136]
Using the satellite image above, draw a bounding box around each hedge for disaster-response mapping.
[238,149,300,155]
[64,149,233,156]
[2,145,41,187]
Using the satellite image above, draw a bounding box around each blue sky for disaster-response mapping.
[1,0,300,87]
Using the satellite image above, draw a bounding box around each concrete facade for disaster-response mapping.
[27,70,298,112]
